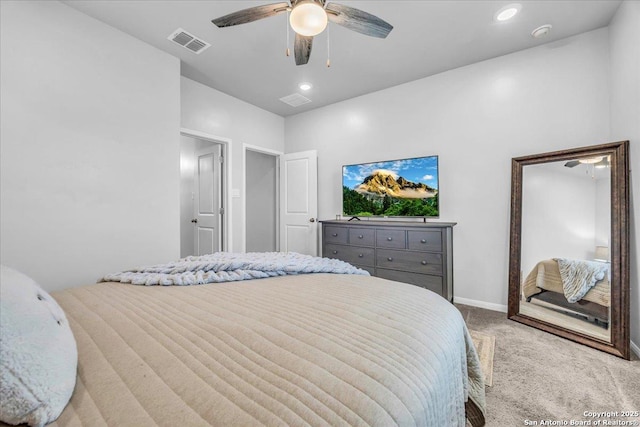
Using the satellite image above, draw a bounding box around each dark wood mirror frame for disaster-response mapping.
[508,140,630,360]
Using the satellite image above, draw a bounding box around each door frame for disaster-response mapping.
[242,144,283,253]
[180,128,232,252]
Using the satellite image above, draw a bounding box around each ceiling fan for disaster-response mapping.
[564,155,610,168]
[211,0,393,66]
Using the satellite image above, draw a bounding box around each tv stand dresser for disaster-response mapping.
[320,220,455,301]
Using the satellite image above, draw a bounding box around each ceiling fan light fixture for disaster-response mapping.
[290,1,328,37]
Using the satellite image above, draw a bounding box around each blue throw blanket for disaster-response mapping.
[101,252,369,286]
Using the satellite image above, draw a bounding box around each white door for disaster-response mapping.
[280,150,318,256]
[194,144,222,255]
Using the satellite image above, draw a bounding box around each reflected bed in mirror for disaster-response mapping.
[521,258,610,341]
[508,141,630,359]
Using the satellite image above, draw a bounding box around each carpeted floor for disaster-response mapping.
[457,304,640,427]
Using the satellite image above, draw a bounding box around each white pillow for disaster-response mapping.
[0,266,77,427]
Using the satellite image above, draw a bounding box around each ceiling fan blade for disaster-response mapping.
[212,2,289,28]
[294,33,313,65]
[564,160,580,168]
[325,3,393,38]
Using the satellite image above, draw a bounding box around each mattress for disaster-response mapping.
[42,273,485,426]
[522,259,610,307]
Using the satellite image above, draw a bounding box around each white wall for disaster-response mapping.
[285,29,611,307]
[609,0,640,350]
[521,165,597,277]
[181,77,285,252]
[0,1,180,292]
[595,174,611,249]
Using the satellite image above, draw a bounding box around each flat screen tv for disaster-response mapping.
[342,155,439,218]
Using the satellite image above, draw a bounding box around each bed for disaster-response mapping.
[522,258,610,324]
[1,254,486,427]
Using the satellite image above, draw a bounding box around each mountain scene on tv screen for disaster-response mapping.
[343,157,439,217]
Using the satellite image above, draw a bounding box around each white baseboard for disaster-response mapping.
[631,340,640,358]
[454,297,507,313]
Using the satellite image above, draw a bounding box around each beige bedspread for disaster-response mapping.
[41,273,484,427]
[522,259,610,307]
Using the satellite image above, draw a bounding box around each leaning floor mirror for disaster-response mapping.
[508,141,630,359]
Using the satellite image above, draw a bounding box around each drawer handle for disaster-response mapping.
[420,239,427,244]
[358,253,364,258]
[387,237,393,241]
[332,233,338,237]
[421,260,428,265]
[358,235,363,239]
[332,250,338,255]
[387,257,393,262]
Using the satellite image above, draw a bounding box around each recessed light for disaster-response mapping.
[531,24,552,38]
[299,82,313,91]
[495,3,521,22]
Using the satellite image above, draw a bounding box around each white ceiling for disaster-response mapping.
[63,0,621,117]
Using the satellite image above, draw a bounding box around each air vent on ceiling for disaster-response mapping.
[168,28,211,54]
[279,93,312,107]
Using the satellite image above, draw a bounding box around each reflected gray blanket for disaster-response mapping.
[101,252,369,286]
[554,258,609,303]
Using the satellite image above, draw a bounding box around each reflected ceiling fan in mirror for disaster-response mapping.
[564,155,610,169]
[211,0,393,66]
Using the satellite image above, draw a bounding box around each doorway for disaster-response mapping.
[180,133,225,258]
[244,147,279,252]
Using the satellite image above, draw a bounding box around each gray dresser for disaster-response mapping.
[320,220,455,301]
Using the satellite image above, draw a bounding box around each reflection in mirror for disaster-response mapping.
[508,141,630,360]
[519,157,611,342]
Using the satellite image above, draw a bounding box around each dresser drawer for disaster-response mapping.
[376,268,443,294]
[324,226,348,244]
[320,220,454,302]
[407,230,442,252]
[376,229,406,249]
[324,244,375,267]
[348,228,375,246]
[376,249,443,275]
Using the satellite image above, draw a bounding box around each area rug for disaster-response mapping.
[469,330,495,386]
